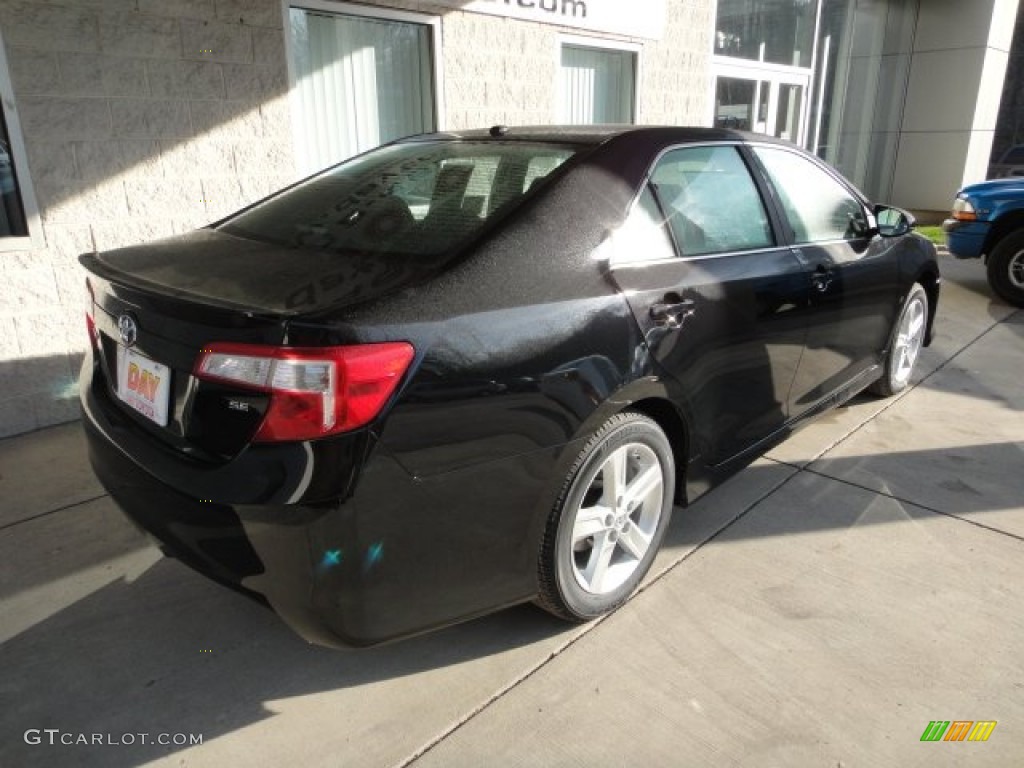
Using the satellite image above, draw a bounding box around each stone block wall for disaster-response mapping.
[893,0,1018,210]
[0,0,295,437]
[640,0,714,125]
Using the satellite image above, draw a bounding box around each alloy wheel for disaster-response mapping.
[569,443,664,595]
[892,293,926,387]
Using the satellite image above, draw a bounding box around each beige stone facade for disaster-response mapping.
[0,0,713,438]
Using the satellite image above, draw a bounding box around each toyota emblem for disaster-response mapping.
[117,314,138,347]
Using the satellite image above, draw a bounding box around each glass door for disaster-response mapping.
[715,76,760,132]
[714,70,809,144]
[773,82,804,143]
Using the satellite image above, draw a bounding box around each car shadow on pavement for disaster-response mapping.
[0,551,574,767]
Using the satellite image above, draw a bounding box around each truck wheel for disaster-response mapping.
[987,229,1024,307]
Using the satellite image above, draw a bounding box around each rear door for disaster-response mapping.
[749,145,901,413]
[610,144,809,466]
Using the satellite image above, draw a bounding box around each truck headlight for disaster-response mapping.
[951,196,977,221]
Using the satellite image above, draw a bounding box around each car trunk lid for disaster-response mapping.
[81,228,440,316]
[80,229,435,461]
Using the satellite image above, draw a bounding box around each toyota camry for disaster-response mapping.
[80,126,939,647]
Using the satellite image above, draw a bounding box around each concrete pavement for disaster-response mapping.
[1,255,1021,767]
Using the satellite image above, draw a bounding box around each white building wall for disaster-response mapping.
[893,0,1019,212]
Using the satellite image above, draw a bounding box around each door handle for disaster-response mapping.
[811,265,834,292]
[650,299,696,327]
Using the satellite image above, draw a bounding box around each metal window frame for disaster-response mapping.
[555,34,643,125]
[0,33,44,252]
[282,0,446,175]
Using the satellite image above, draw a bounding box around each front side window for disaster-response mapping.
[649,145,774,257]
[219,141,577,257]
[289,6,437,174]
[558,44,636,125]
[753,146,867,244]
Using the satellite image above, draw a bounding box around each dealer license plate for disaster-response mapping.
[116,346,171,427]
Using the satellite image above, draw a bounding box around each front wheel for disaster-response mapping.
[987,229,1024,307]
[536,412,675,621]
[869,283,928,398]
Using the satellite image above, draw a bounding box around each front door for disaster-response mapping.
[610,144,809,466]
[749,144,901,412]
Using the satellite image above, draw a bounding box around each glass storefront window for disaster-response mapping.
[715,77,757,131]
[713,0,919,202]
[715,0,818,69]
[808,0,918,201]
[558,44,637,124]
[289,6,438,174]
[0,104,28,238]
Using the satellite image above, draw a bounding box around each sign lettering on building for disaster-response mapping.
[431,0,667,40]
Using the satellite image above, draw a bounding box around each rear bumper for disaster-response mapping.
[942,218,989,259]
[82,409,408,647]
[81,355,554,647]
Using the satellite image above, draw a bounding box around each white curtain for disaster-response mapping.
[558,46,636,125]
[290,10,435,174]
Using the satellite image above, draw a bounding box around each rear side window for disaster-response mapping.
[219,142,577,256]
[752,146,867,244]
[649,145,774,257]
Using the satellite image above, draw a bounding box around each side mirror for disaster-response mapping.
[875,204,915,237]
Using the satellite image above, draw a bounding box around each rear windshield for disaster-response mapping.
[218,141,579,256]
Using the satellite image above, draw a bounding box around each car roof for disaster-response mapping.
[399,125,789,148]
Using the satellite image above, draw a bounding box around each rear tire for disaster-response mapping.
[536,412,675,622]
[869,283,928,398]
[986,229,1024,307]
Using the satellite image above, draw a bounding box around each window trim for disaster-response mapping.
[555,34,642,125]
[0,33,44,252]
[281,1,445,175]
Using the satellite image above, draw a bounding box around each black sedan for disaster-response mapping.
[80,126,939,647]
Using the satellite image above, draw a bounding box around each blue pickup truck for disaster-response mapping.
[943,179,1024,306]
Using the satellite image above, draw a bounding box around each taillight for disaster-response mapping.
[193,342,415,442]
